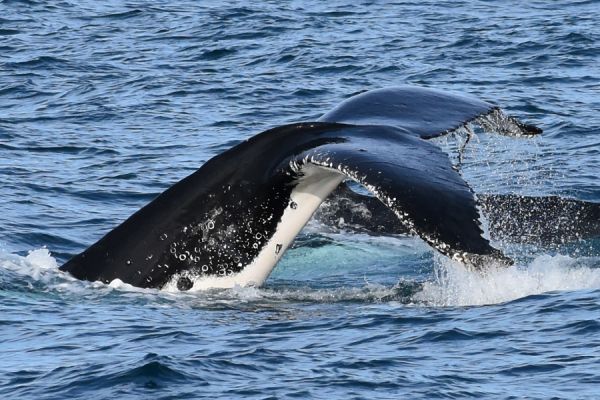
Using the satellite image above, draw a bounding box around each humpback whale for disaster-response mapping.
[60,86,541,290]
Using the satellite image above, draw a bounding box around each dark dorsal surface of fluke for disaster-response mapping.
[319,86,542,138]
[60,86,541,290]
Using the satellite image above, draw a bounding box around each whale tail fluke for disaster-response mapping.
[61,86,542,289]
[290,124,508,267]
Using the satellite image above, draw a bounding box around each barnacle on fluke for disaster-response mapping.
[60,86,541,290]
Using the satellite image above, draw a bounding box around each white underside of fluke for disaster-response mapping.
[188,165,345,290]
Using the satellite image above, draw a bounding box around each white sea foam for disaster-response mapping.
[0,247,59,282]
[3,247,599,307]
[25,248,58,269]
[415,254,600,306]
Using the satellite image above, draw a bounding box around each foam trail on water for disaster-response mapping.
[415,254,600,306]
[187,282,412,303]
[5,248,600,307]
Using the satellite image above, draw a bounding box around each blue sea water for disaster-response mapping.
[1,0,600,398]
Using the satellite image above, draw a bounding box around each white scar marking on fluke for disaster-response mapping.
[186,165,344,290]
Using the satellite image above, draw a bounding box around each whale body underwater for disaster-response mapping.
[62,86,597,291]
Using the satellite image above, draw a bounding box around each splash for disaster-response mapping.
[415,254,600,306]
[4,247,600,307]
[0,248,155,295]
[473,108,542,137]
[0,248,59,283]
[25,248,58,269]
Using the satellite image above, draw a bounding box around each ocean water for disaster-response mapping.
[1,0,600,399]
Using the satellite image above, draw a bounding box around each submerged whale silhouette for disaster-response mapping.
[61,86,541,290]
[319,183,600,244]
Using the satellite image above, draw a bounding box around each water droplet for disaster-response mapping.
[159,233,168,241]
[179,254,187,261]
[201,265,209,272]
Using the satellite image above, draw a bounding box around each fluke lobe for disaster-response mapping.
[60,86,541,290]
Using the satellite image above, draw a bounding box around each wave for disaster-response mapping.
[416,254,600,306]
